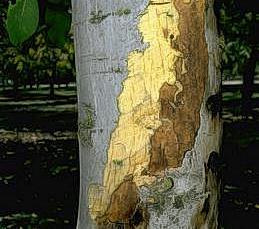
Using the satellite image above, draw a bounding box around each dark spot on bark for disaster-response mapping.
[201,194,210,216]
[130,208,143,227]
[204,162,209,184]
[213,0,221,32]
[169,34,177,48]
[207,151,224,181]
[140,168,148,176]
[174,195,184,209]
[207,151,220,173]
[206,93,222,118]
[150,1,171,5]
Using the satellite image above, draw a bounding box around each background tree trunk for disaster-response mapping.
[49,75,55,99]
[11,69,19,101]
[241,13,258,117]
[72,0,222,228]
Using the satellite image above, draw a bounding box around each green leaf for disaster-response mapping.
[6,0,39,46]
[45,8,71,47]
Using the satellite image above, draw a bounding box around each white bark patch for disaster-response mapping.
[138,0,221,228]
[73,0,150,228]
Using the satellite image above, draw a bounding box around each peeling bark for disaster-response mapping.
[72,0,221,228]
[149,0,208,173]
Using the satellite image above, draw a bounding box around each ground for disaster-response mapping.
[0,85,258,228]
[220,120,259,228]
[0,86,79,229]
[220,88,259,229]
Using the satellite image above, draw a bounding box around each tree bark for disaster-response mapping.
[241,13,258,117]
[72,0,222,228]
[2,76,6,91]
[49,75,55,99]
[11,69,19,101]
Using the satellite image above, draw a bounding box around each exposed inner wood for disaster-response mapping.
[149,0,207,173]
[88,0,208,226]
[104,181,139,223]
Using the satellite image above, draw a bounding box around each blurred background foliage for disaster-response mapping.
[217,0,258,80]
[220,10,253,80]
[0,1,78,228]
[0,0,75,99]
[0,0,258,92]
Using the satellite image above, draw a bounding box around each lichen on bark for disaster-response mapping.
[78,103,95,146]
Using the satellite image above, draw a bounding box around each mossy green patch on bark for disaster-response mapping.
[89,10,110,24]
[89,8,131,24]
[112,159,124,167]
[115,8,131,16]
[112,67,123,74]
[78,104,95,146]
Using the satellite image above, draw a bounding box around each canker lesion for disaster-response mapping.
[88,0,190,225]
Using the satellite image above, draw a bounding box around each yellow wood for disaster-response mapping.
[88,0,187,221]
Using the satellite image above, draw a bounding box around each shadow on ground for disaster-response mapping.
[219,88,259,229]
[0,87,79,229]
[0,87,258,228]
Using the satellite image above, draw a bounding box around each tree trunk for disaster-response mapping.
[36,73,40,90]
[12,69,19,101]
[241,13,257,117]
[49,61,57,99]
[2,76,5,91]
[72,0,222,228]
[241,48,256,117]
[49,75,55,99]
[29,72,34,89]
